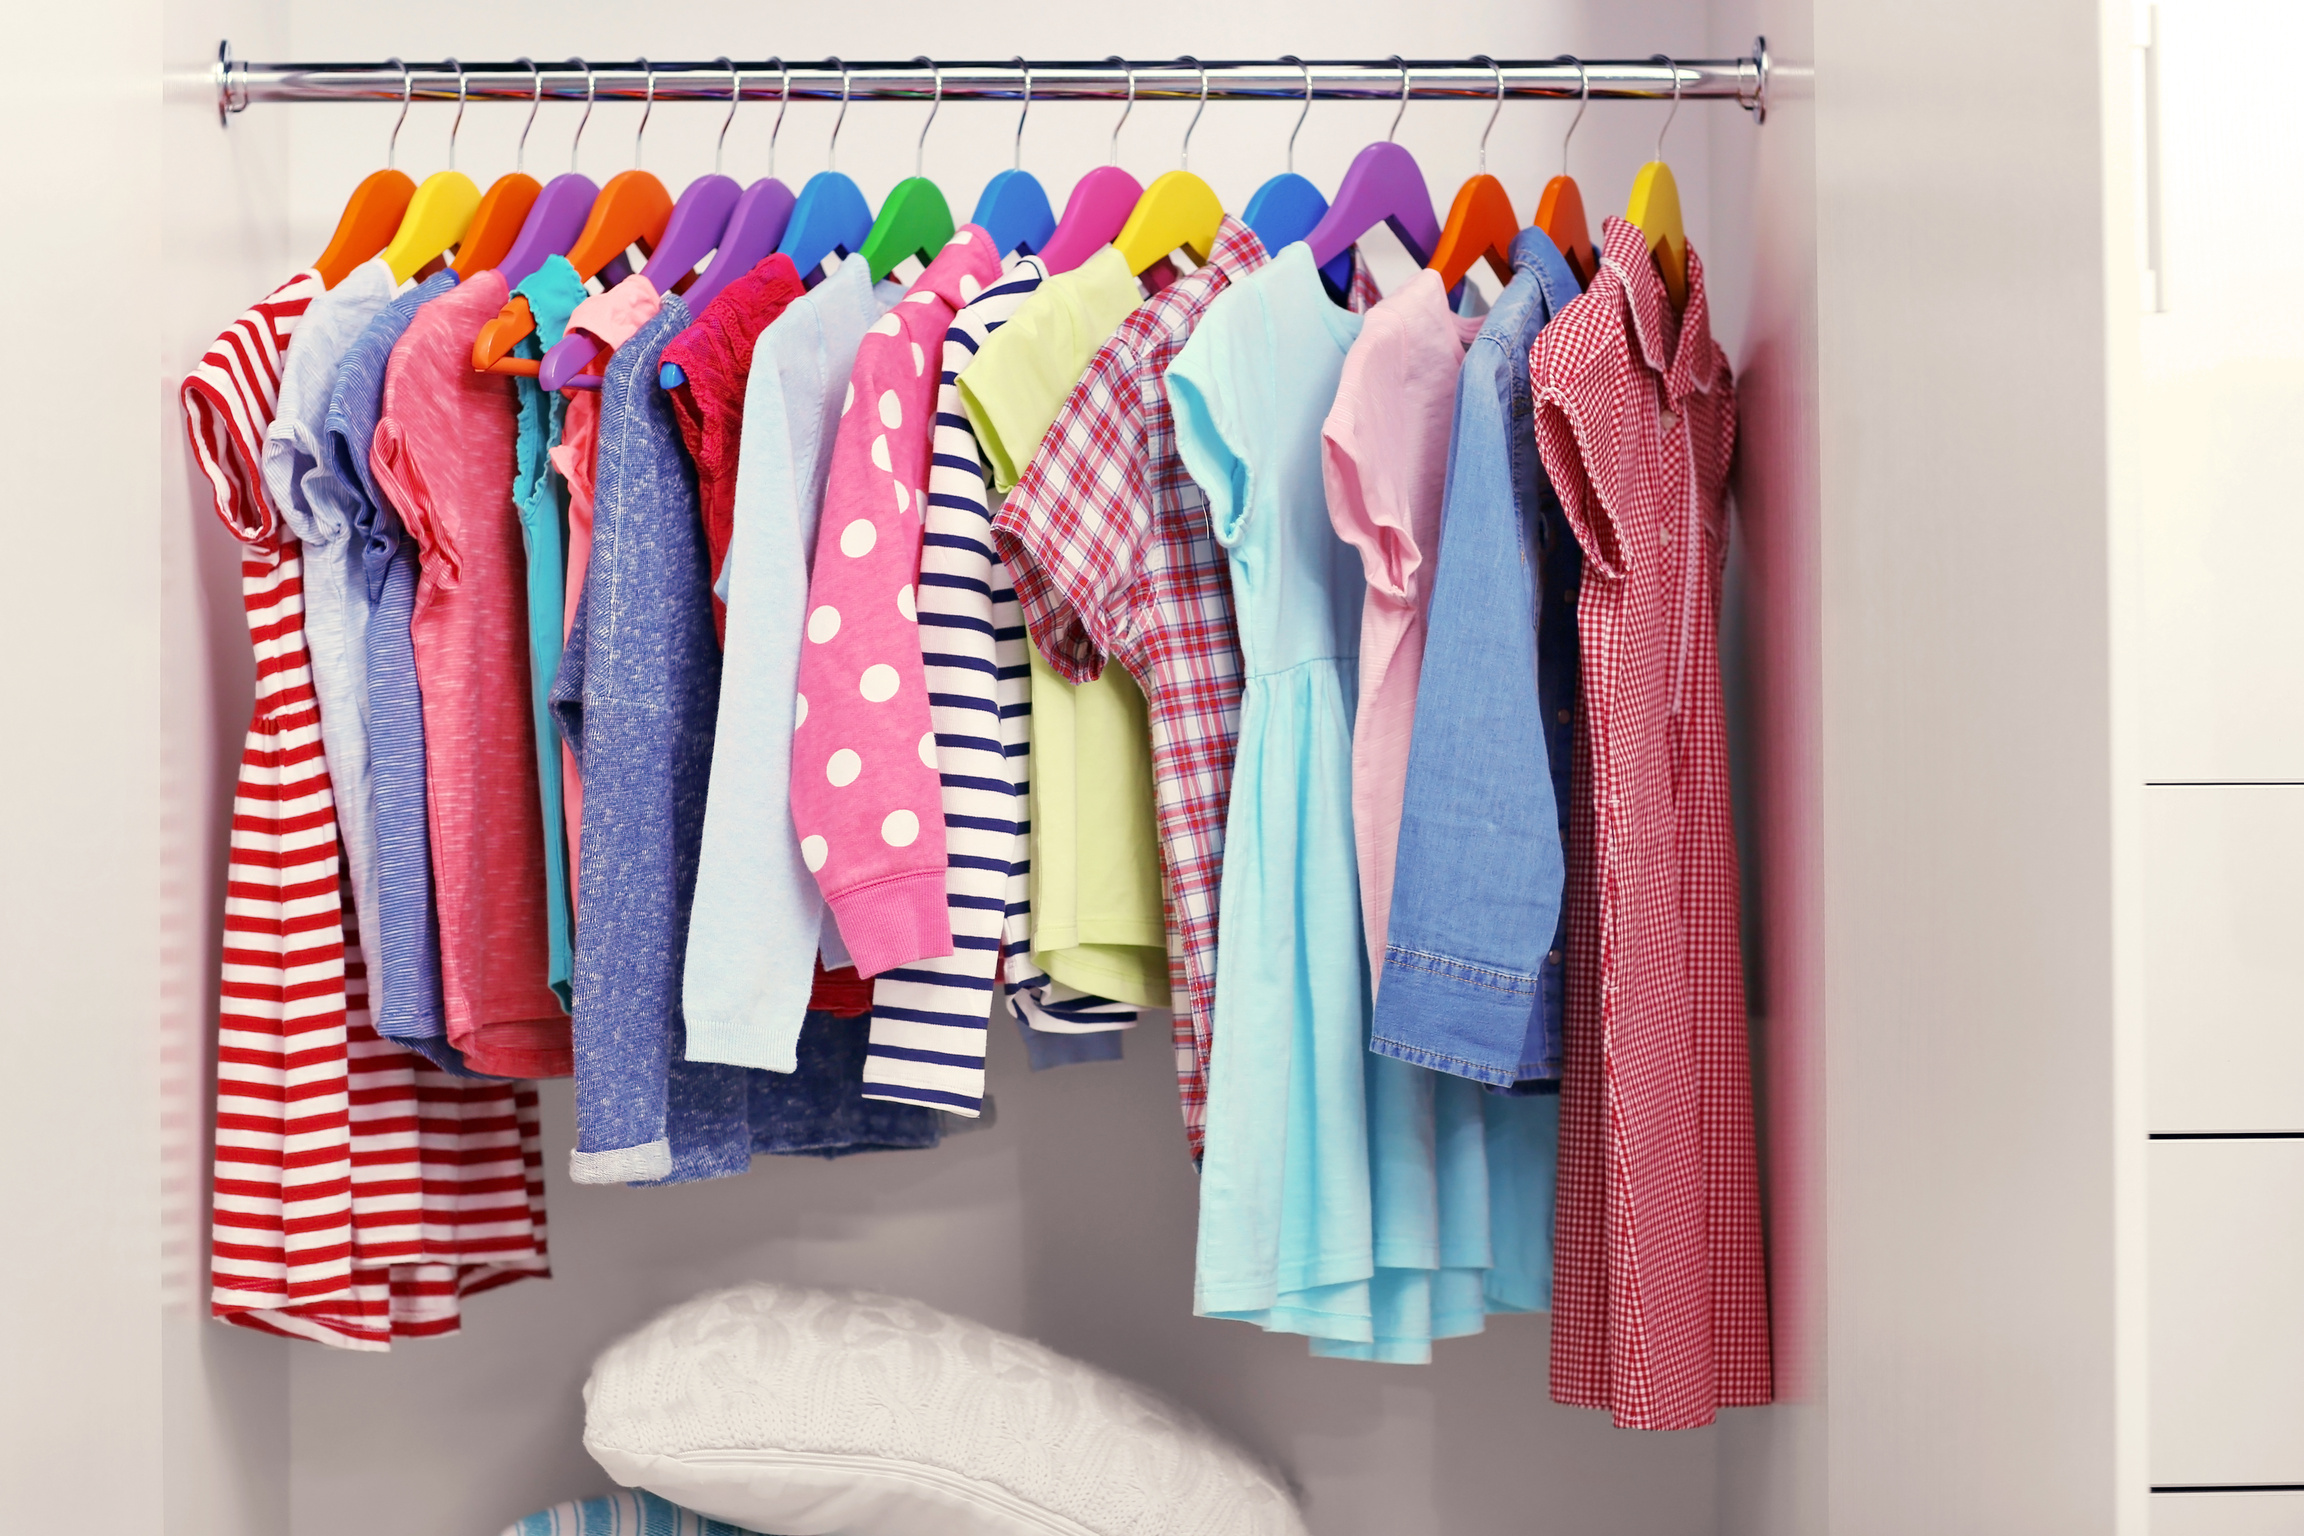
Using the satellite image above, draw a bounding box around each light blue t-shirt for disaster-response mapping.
[262,257,397,1008]
[683,256,903,1072]
[1172,241,1510,1363]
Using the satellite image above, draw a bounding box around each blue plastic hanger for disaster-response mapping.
[1303,57,1442,271]
[969,58,1056,257]
[1242,57,1353,292]
[776,56,876,284]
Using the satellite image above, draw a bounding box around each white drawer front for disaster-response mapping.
[2150,1140,2304,1485]
[2154,1490,2304,1536]
[2146,786,2304,1133]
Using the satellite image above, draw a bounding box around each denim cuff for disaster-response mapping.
[1370,946,1549,1087]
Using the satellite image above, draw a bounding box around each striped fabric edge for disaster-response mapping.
[863,258,1135,1116]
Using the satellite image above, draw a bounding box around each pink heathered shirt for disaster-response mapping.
[1320,268,1484,990]
[370,269,572,1076]
[551,386,601,912]
[790,227,1005,977]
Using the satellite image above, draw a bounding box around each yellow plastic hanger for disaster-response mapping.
[1112,58,1224,273]
[377,59,481,284]
[1623,54,1688,310]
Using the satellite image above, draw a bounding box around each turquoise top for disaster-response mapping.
[511,254,589,1008]
[1171,240,1515,1363]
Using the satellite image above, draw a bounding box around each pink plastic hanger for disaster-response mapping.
[1035,57,1145,275]
[1304,57,1442,271]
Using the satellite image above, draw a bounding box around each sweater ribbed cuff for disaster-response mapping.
[827,871,956,978]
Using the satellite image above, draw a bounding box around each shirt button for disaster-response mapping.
[1548,950,1562,965]
[1660,522,1675,546]
[1556,708,1571,724]
[1659,407,1679,431]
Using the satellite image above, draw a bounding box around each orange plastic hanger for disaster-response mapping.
[1426,57,1520,292]
[1112,59,1226,274]
[1623,55,1689,310]
[312,59,417,288]
[452,57,548,278]
[1534,57,1597,289]
[473,59,673,375]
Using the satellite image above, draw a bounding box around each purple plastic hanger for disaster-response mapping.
[544,60,743,392]
[495,173,599,288]
[1034,58,1145,275]
[1303,61,1442,271]
[675,62,801,319]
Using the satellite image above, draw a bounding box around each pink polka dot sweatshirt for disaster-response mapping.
[791,227,1005,977]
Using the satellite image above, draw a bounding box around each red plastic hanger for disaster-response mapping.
[1426,57,1520,292]
[1305,59,1441,271]
[312,58,416,288]
[1534,57,1598,289]
[1037,57,1146,275]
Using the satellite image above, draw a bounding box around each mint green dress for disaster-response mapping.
[1170,242,1377,1345]
[511,254,589,1008]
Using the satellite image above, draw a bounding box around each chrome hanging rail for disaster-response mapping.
[211,44,1771,127]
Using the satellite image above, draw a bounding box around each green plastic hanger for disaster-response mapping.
[858,57,955,282]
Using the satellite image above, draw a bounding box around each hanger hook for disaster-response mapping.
[515,57,541,174]
[633,58,653,168]
[443,58,465,173]
[1281,55,1311,176]
[1558,55,1589,179]
[1472,55,1504,176]
[1178,56,1208,171]
[1651,53,1681,161]
[1011,57,1030,172]
[1387,55,1411,143]
[568,57,593,175]
[914,57,942,180]
[826,57,849,174]
[716,57,739,176]
[386,57,409,171]
[1107,56,1135,166]
[767,57,789,177]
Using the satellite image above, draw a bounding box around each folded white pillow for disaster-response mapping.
[583,1283,1309,1536]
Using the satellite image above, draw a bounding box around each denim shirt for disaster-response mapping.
[1370,229,1582,1087]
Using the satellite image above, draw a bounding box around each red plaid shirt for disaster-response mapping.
[1532,216,1770,1428]
[999,219,1390,1160]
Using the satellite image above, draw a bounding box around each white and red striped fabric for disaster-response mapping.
[185,272,548,1349]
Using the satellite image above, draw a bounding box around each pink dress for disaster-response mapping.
[789,227,1005,976]
[1319,268,1482,984]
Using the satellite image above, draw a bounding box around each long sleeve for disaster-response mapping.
[682,294,852,1074]
[789,230,1002,977]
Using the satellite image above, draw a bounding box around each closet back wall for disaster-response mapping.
[156,3,1790,1535]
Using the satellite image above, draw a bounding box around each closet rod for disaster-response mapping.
[211,43,1772,126]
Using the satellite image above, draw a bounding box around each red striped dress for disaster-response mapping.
[184,272,550,1349]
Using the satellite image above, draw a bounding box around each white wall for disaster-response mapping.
[1805,0,2142,1531]
[140,2,1793,1534]
[0,0,165,1530]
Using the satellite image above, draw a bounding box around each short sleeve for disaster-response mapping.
[991,339,1156,684]
[955,297,1066,493]
[1529,339,1627,583]
[1317,321,1415,603]
[1166,294,1257,550]
[367,416,460,591]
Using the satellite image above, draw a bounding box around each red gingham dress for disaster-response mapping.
[1531,217,1771,1428]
